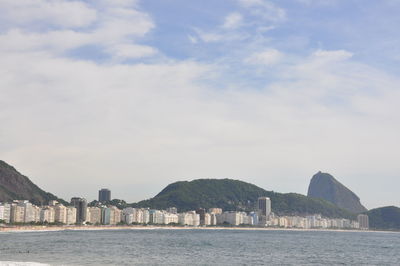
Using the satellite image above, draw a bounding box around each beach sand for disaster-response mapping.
[0,225,396,234]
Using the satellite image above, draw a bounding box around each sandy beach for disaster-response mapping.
[0,225,397,234]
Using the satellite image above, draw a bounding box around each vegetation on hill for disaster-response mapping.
[132,179,356,219]
[88,199,128,209]
[307,172,367,213]
[367,206,400,230]
[0,160,67,206]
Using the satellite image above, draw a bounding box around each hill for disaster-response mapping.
[132,179,356,219]
[0,160,66,205]
[307,172,367,213]
[367,206,400,230]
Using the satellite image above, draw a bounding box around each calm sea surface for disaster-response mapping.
[0,229,399,265]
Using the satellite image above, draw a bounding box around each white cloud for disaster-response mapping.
[245,48,284,65]
[109,44,157,59]
[188,35,198,44]
[313,49,353,61]
[194,28,247,43]
[222,12,243,29]
[1,1,399,208]
[2,42,400,207]
[296,0,338,6]
[0,0,97,28]
[0,1,155,59]
[238,0,286,22]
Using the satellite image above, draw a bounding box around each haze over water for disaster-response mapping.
[1,229,399,265]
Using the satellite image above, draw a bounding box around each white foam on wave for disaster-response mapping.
[0,262,50,266]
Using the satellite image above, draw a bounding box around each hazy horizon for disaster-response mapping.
[1,0,399,209]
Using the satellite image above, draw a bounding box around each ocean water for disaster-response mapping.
[0,229,399,265]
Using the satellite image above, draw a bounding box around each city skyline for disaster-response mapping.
[0,197,367,230]
[1,0,400,209]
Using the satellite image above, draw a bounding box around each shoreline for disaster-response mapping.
[0,225,398,234]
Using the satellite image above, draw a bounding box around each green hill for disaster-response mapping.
[367,206,400,230]
[132,179,356,219]
[0,160,66,206]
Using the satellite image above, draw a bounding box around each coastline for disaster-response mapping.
[0,225,397,234]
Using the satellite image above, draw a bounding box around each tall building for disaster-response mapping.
[101,207,111,225]
[0,203,11,223]
[196,208,206,225]
[55,204,67,224]
[98,189,111,202]
[40,207,55,223]
[357,214,369,229]
[257,197,271,217]
[88,207,102,225]
[10,203,25,223]
[71,197,87,224]
[66,206,77,225]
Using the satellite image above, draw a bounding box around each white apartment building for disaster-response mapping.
[178,211,200,226]
[66,206,77,225]
[87,207,102,224]
[55,204,67,224]
[40,207,55,223]
[163,212,179,224]
[10,204,25,223]
[109,206,122,225]
[0,203,11,223]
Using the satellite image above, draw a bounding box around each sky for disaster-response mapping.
[1,0,399,209]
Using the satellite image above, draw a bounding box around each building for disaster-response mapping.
[216,211,252,226]
[49,200,59,206]
[122,207,135,224]
[149,210,164,224]
[66,206,77,225]
[21,201,36,223]
[98,189,111,203]
[358,214,369,230]
[196,208,206,225]
[71,197,87,224]
[10,203,25,223]
[0,203,11,223]
[163,212,179,224]
[208,208,222,215]
[88,207,102,225]
[166,207,178,214]
[109,206,121,225]
[178,211,200,226]
[40,207,55,223]
[54,204,67,224]
[101,207,111,225]
[257,197,271,217]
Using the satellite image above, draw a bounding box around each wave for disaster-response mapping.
[0,262,50,266]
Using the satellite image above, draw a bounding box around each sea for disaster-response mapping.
[0,229,399,265]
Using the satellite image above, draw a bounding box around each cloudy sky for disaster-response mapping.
[1,0,399,209]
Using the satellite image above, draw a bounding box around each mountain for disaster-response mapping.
[132,179,355,219]
[366,206,400,230]
[307,172,367,213]
[0,160,65,205]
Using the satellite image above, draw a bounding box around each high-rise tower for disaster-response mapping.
[71,197,87,224]
[98,188,111,202]
[257,197,271,217]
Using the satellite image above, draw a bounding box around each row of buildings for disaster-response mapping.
[0,196,369,229]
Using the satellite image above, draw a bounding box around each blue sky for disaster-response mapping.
[0,0,399,209]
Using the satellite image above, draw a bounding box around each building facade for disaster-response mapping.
[357,214,369,229]
[71,197,87,224]
[98,189,111,202]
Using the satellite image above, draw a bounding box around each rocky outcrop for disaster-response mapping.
[0,160,63,205]
[307,172,367,213]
